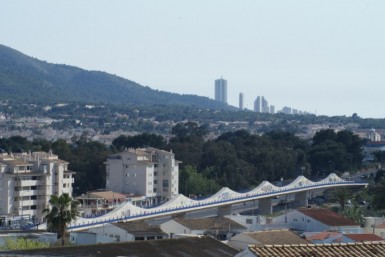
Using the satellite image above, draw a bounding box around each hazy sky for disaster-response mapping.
[1,1,385,118]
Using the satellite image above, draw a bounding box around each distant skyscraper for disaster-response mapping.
[239,92,244,110]
[254,96,261,112]
[255,96,270,113]
[215,77,227,103]
[261,97,269,113]
[270,105,275,114]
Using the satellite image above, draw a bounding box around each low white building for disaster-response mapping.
[160,217,247,240]
[105,148,180,205]
[273,208,362,233]
[0,151,75,226]
[70,221,168,245]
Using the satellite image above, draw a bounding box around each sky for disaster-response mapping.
[1,0,385,118]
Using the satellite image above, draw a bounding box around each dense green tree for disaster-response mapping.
[42,193,79,246]
[179,165,219,196]
[69,140,113,194]
[308,130,363,175]
[368,176,385,210]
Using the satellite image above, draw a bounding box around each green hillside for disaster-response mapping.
[0,44,230,109]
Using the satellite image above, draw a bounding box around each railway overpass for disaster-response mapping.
[67,173,367,231]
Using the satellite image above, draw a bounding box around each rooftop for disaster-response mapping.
[6,236,238,257]
[248,242,385,257]
[113,221,167,237]
[298,208,358,226]
[243,230,310,245]
[344,233,384,242]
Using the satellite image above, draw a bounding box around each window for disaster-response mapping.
[154,180,157,184]
[154,172,158,176]
[246,219,253,224]
[163,180,169,187]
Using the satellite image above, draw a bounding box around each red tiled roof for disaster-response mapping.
[249,242,385,257]
[298,208,357,226]
[306,232,341,241]
[345,233,384,242]
[245,230,310,245]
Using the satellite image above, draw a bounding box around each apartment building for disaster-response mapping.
[0,151,75,226]
[105,148,180,205]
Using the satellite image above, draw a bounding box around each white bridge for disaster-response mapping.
[67,173,367,231]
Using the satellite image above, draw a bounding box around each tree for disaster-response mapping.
[332,188,352,211]
[368,176,385,210]
[42,193,79,246]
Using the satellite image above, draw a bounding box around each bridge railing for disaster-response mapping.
[68,179,366,230]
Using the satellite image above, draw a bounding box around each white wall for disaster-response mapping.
[160,220,190,237]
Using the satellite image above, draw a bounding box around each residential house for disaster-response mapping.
[274,208,362,233]
[303,231,384,244]
[160,217,247,240]
[227,230,310,251]
[76,190,129,217]
[73,221,168,244]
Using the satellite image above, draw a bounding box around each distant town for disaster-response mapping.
[215,77,309,115]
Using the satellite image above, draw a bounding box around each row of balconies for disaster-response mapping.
[14,190,47,197]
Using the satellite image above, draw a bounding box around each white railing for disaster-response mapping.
[40,173,366,231]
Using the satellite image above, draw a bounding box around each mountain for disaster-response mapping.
[0,44,231,110]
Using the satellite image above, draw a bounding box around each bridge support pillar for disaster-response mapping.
[217,204,232,216]
[259,198,272,215]
[294,191,308,208]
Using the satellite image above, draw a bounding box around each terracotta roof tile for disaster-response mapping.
[298,208,357,226]
[250,242,385,257]
[305,231,341,241]
[344,233,384,242]
[245,230,310,245]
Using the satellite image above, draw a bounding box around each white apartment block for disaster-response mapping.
[0,151,75,226]
[105,148,180,205]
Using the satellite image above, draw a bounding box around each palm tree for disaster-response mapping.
[42,193,79,246]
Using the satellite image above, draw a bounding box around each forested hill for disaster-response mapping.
[0,44,231,109]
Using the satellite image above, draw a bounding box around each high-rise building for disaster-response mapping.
[239,93,244,110]
[254,96,270,113]
[261,97,269,113]
[254,96,261,112]
[270,105,275,114]
[215,78,227,103]
[0,151,75,225]
[105,147,180,205]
